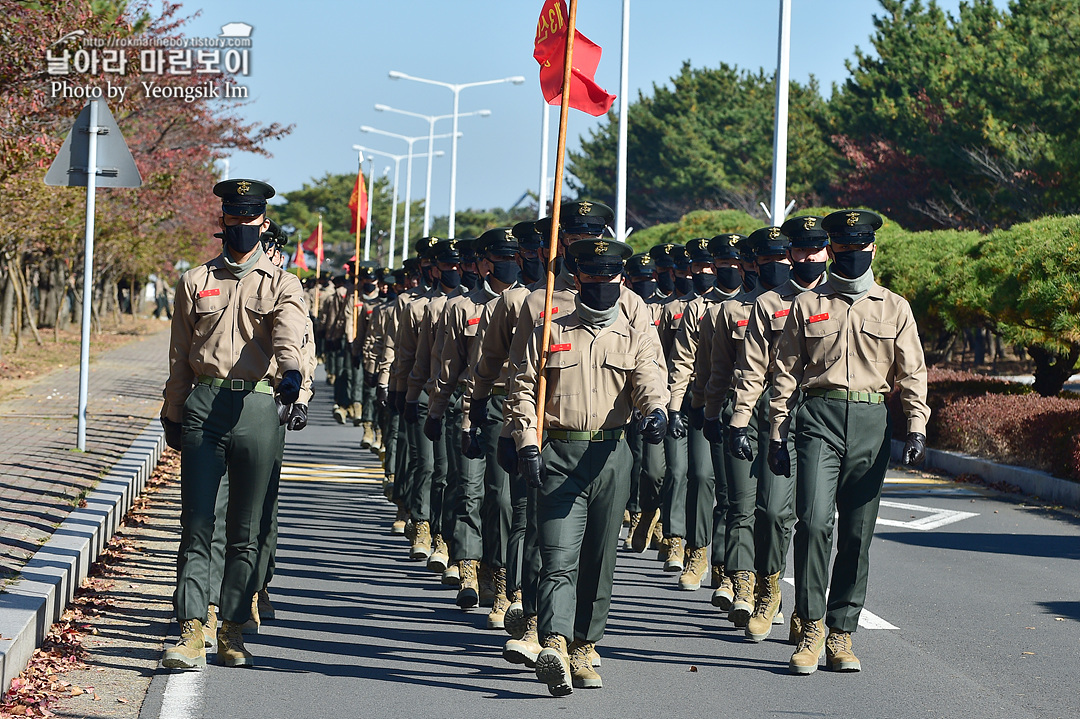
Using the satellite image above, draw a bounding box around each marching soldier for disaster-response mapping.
[512,238,668,696]
[769,209,929,674]
[349,262,381,438]
[160,179,306,669]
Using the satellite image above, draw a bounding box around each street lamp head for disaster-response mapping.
[510,76,526,85]
[360,125,374,132]
[388,70,405,80]
[434,151,446,157]
[351,144,363,151]
[478,110,492,117]
[374,104,389,112]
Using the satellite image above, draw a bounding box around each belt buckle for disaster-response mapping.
[230,379,246,391]
[590,430,603,442]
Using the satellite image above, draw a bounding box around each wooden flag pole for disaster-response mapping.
[535,0,578,450]
[314,214,323,313]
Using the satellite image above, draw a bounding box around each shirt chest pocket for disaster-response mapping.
[545,349,581,397]
[731,321,748,342]
[193,294,227,336]
[245,296,275,329]
[859,318,897,364]
[803,317,842,365]
[463,317,481,337]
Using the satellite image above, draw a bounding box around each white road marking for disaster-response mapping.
[159,668,203,719]
[781,578,898,630]
[876,499,978,531]
[280,462,384,484]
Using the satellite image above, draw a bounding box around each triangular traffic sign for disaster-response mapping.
[44,99,142,188]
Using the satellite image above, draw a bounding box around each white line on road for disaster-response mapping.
[876,499,978,531]
[159,668,203,719]
[781,578,898,630]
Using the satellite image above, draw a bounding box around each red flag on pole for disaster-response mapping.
[534,0,616,117]
[302,225,324,263]
[348,166,368,234]
[292,242,308,270]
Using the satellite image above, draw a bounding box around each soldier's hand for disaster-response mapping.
[903,432,926,466]
[403,401,420,425]
[423,414,442,442]
[276,397,292,426]
[160,417,182,451]
[703,417,723,444]
[728,426,753,461]
[768,440,791,477]
[462,428,483,459]
[376,385,388,407]
[518,445,544,489]
[497,436,519,476]
[469,396,490,428]
[277,369,302,405]
[688,405,705,430]
[639,410,668,445]
[365,372,377,388]
[667,410,687,439]
[287,403,308,431]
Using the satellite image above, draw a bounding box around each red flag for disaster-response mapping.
[302,225,324,263]
[292,242,308,270]
[349,167,368,234]
[534,0,616,117]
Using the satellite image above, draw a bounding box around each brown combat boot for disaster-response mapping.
[442,563,461,586]
[349,402,363,426]
[825,629,862,672]
[332,405,347,424]
[788,618,826,675]
[242,592,260,634]
[487,568,511,629]
[478,563,496,607]
[729,570,757,627]
[678,546,709,590]
[202,605,217,648]
[257,587,275,621]
[623,512,640,550]
[217,620,254,667]
[535,634,572,697]
[711,565,734,609]
[391,504,406,535]
[427,534,449,573]
[360,421,375,448]
[664,536,685,572]
[788,611,803,646]
[503,614,541,667]
[569,640,603,689]
[504,590,525,637]
[745,572,784,642]
[162,618,206,669]
[456,559,479,608]
[410,520,432,560]
[630,508,659,553]
[650,520,665,551]
[404,518,416,542]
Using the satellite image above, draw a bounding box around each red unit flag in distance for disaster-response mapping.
[348,167,368,234]
[534,0,616,117]
[302,225,324,263]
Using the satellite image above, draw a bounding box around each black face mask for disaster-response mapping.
[461,271,479,290]
[578,281,621,311]
[630,278,657,299]
[758,261,791,289]
[491,260,520,285]
[742,269,759,292]
[714,267,743,292]
[675,275,693,296]
[656,272,675,294]
[521,256,544,283]
[792,260,827,285]
[439,269,461,289]
[223,223,262,254]
[692,272,716,295]
[830,249,873,279]
[363,281,377,294]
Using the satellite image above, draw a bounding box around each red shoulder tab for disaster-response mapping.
[467,317,481,326]
[672,312,684,320]
[654,320,660,326]
[366,308,374,315]
[736,319,749,327]
[807,313,830,324]
[539,306,559,318]
[550,343,571,352]
[773,308,790,319]
[197,288,220,298]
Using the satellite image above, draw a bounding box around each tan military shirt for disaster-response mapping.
[299,315,317,405]
[510,311,668,449]
[770,279,930,440]
[470,285,532,400]
[429,283,501,419]
[376,288,422,388]
[363,298,390,375]
[657,293,692,364]
[163,251,306,422]
[406,287,465,401]
[666,289,732,411]
[699,286,762,417]
[392,287,442,393]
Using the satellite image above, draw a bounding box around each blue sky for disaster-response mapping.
[179,0,988,216]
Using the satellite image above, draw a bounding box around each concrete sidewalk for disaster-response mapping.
[0,329,170,581]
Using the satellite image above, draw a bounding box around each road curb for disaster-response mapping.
[890,438,1080,509]
[0,419,164,694]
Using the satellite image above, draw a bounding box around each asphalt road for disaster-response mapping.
[139,369,1080,719]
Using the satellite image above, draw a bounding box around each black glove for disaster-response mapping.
[727,426,753,461]
[768,440,791,477]
[277,369,302,405]
[517,445,544,489]
[469,396,490,428]
[423,414,442,442]
[903,432,926,466]
[365,371,377,388]
[276,397,292,426]
[497,436,519,476]
[287,403,308,431]
[394,391,408,415]
[461,427,483,459]
[703,417,723,445]
[667,410,687,439]
[639,409,667,445]
[403,401,420,425]
[376,385,388,408]
[160,417,182,451]
[688,405,705,430]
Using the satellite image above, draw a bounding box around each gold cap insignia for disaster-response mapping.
[728,235,739,246]
[768,227,781,239]
[846,212,860,227]
[698,238,708,249]
[579,201,592,215]
[428,238,438,247]
[504,229,514,241]
[642,255,651,265]
[594,240,609,254]
[236,180,251,195]
[803,217,817,230]
[448,240,457,251]
[663,244,672,254]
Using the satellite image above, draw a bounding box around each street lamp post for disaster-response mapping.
[360,125,458,251]
[388,71,525,236]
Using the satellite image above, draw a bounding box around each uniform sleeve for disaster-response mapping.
[392,303,422,393]
[729,301,770,426]
[163,273,197,423]
[893,298,930,435]
[690,310,715,410]
[406,305,436,402]
[376,301,401,386]
[707,306,739,420]
[510,325,542,450]
[272,273,307,377]
[626,291,670,406]
[471,295,512,400]
[770,300,807,441]
[429,305,467,419]
[299,316,317,405]
[666,309,699,411]
[630,331,669,418]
